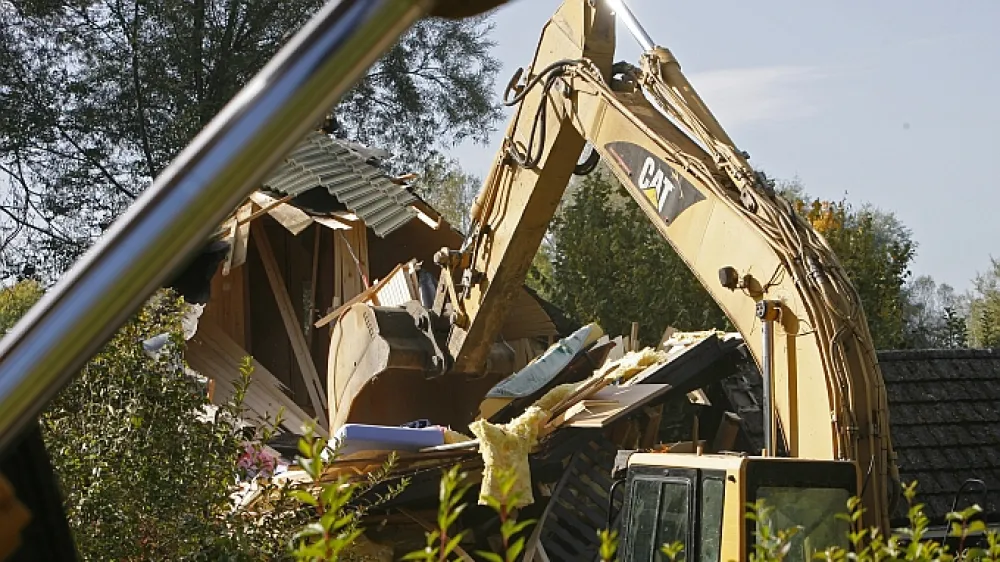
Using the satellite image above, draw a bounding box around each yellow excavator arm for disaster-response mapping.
[431,0,899,536]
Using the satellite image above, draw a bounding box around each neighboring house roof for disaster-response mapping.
[262,131,417,237]
[717,345,1000,525]
[878,348,1000,523]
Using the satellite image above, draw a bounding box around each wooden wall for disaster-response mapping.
[200,214,371,419]
[202,263,248,348]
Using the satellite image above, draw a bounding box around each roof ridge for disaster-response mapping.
[877,348,1000,361]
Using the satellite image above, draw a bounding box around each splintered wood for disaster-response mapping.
[187,321,325,437]
[314,260,419,329]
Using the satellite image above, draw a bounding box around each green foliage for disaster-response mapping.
[476,469,536,562]
[402,465,474,562]
[29,287,296,560]
[660,540,685,561]
[0,279,43,333]
[597,529,619,562]
[333,16,502,172]
[781,187,917,350]
[413,154,481,234]
[288,425,364,561]
[286,423,409,561]
[903,275,969,349]
[543,169,927,348]
[967,257,1000,348]
[546,170,732,344]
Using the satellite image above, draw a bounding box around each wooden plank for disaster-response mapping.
[249,191,312,235]
[251,220,328,423]
[240,192,295,224]
[562,384,672,429]
[374,261,419,307]
[306,227,321,347]
[201,264,246,348]
[332,227,342,311]
[545,400,620,429]
[639,404,664,449]
[547,375,613,420]
[187,321,325,436]
[224,202,253,274]
[357,226,370,281]
[312,215,352,230]
[712,411,742,452]
[314,262,407,328]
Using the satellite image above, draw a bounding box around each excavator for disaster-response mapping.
[327,0,903,560]
[0,0,902,560]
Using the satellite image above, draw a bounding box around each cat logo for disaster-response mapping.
[604,141,705,225]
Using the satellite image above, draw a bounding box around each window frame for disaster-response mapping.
[620,466,728,561]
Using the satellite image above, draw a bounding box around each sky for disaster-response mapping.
[449,0,1000,293]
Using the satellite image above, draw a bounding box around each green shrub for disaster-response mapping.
[0,282,305,560]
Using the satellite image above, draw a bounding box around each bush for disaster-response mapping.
[0,282,304,560]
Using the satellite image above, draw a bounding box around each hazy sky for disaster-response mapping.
[449,0,1000,293]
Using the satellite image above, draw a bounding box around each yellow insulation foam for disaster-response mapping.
[600,347,669,383]
[444,428,474,444]
[664,330,726,346]
[469,383,576,507]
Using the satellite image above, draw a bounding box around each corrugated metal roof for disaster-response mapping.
[262,132,417,237]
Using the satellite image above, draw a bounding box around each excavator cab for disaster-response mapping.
[615,454,860,561]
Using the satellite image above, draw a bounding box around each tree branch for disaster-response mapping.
[0,205,78,246]
[57,128,137,199]
[127,0,157,177]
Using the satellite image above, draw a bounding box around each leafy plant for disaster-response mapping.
[284,423,409,561]
[0,282,300,560]
[476,468,537,562]
[402,465,474,562]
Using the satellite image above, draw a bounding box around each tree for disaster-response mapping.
[780,183,917,349]
[902,275,968,349]
[966,257,1000,348]
[412,154,481,234]
[0,283,306,560]
[0,1,501,282]
[543,171,919,350]
[544,170,731,345]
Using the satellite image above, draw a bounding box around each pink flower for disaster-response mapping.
[237,442,277,480]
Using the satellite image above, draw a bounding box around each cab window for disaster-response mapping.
[699,477,725,562]
[624,477,690,561]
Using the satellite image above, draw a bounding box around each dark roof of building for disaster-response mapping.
[262,131,418,237]
[877,348,1000,523]
[717,346,1000,525]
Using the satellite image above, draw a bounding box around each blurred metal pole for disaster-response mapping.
[0,0,434,453]
[605,0,654,52]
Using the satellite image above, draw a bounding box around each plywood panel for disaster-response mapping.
[188,321,325,436]
[336,229,367,302]
[311,226,336,396]
[202,264,247,348]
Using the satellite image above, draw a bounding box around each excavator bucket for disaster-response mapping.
[326,301,517,434]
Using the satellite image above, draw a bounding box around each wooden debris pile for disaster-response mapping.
[236,323,746,559]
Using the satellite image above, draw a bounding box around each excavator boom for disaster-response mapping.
[324,0,901,555]
[426,0,899,533]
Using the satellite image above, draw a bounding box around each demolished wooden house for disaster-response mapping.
[180,130,771,560]
[185,131,560,436]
